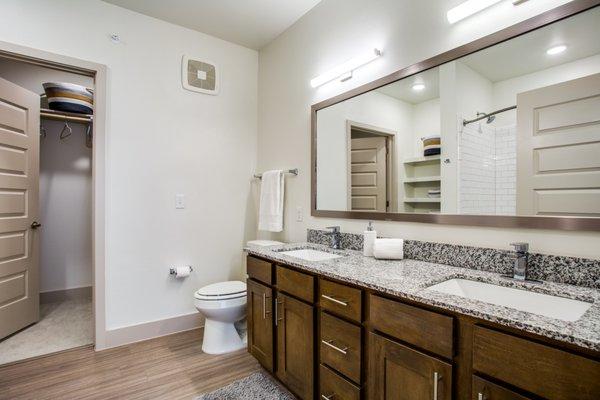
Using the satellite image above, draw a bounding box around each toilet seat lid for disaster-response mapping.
[195,281,246,300]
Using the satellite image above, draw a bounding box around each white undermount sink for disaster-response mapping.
[427,278,592,322]
[278,249,342,262]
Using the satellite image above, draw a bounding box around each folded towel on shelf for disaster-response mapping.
[373,238,404,260]
[258,170,284,232]
[422,135,441,156]
[427,189,441,198]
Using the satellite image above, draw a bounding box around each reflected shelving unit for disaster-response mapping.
[402,155,441,213]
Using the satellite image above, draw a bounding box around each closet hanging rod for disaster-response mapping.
[462,105,516,126]
[40,108,92,124]
[253,168,298,179]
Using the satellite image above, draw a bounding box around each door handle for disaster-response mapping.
[275,299,284,326]
[31,221,42,229]
[433,372,441,400]
[262,294,272,319]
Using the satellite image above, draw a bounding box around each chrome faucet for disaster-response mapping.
[325,226,341,249]
[510,242,529,280]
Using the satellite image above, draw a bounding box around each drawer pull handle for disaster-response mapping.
[321,339,348,355]
[321,294,348,306]
[433,372,441,400]
[262,293,271,319]
[321,394,335,400]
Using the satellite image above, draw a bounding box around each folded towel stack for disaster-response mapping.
[373,238,404,260]
[421,135,441,156]
[427,189,441,198]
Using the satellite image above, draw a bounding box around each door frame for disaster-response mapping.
[0,40,108,350]
[346,120,398,212]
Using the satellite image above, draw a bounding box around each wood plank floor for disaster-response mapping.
[0,328,262,400]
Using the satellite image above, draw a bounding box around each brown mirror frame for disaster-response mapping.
[310,0,600,231]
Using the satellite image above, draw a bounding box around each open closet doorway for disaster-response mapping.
[0,47,105,364]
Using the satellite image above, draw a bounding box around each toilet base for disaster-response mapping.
[202,318,246,354]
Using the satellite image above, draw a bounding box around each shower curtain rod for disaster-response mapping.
[462,105,516,126]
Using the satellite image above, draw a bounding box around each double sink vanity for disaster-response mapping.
[244,239,600,400]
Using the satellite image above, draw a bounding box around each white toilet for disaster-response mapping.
[194,280,247,354]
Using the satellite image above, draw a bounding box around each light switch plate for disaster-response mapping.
[175,194,185,209]
[296,206,303,222]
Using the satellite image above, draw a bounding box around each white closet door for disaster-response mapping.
[0,76,40,339]
[516,73,600,216]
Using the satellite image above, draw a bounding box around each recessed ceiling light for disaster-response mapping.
[412,83,426,91]
[546,45,567,55]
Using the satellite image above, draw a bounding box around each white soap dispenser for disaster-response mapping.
[363,221,377,257]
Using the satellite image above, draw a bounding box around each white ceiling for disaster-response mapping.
[102,0,322,50]
[376,68,440,105]
[462,6,600,82]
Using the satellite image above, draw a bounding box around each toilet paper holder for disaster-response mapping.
[169,266,194,275]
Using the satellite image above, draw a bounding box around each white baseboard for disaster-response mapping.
[103,312,204,349]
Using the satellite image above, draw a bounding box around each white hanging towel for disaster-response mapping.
[258,170,285,232]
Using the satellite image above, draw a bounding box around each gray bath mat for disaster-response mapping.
[195,371,295,400]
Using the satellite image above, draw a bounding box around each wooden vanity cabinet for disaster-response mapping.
[368,332,452,400]
[275,291,314,400]
[472,376,532,400]
[247,255,600,400]
[246,278,274,372]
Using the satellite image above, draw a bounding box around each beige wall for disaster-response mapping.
[0,0,259,331]
[257,0,600,260]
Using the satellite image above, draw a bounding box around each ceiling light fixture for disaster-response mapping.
[412,83,426,91]
[310,48,382,88]
[546,44,567,55]
[447,0,503,24]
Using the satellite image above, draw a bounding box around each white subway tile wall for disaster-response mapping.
[459,123,516,215]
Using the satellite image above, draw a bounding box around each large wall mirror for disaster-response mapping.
[312,2,600,230]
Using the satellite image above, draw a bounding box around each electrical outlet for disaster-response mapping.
[175,194,185,209]
[296,206,303,222]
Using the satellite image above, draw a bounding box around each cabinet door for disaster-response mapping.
[276,292,314,400]
[368,332,452,400]
[247,279,273,372]
[472,376,532,400]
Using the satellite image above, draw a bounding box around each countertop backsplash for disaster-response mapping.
[307,229,600,289]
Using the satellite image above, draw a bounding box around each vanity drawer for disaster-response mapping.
[472,376,531,400]
[320,364,360,400]
[473,326,600,400]
[319,279,362,322]
[368,294,454,359]
[276,265,314,303]
[320,312,362,383]
[247,256,272,285]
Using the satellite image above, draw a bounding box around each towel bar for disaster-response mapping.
[253,168,298,179]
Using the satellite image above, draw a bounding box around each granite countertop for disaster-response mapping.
[244,242,600,352]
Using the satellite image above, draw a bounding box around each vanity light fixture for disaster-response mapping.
[310,48,382,88]
[412,83,426,91]
[447,0,502,24]
[546,44,567,55]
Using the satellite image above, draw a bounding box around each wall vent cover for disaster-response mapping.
[181,55,219,95]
